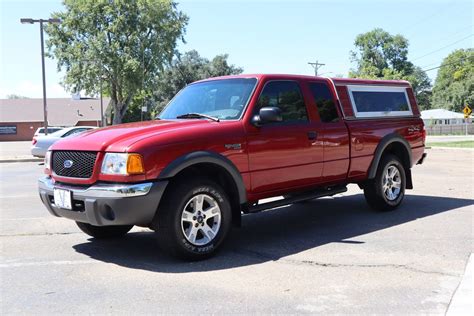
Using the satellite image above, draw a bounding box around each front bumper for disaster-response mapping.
[38,176,168,226]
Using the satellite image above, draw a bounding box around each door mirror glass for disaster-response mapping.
[252,106,283,126]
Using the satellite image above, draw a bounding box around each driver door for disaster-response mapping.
[246,80,324,195]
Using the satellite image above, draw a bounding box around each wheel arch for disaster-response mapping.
[158,151,246,226]
[368,133,413,189]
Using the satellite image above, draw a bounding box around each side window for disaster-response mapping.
[308,82,339,123]
[256,81,308,123]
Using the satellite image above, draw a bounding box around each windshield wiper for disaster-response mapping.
[176,113,220,122]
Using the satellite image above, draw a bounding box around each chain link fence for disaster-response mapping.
[425,124,474,135]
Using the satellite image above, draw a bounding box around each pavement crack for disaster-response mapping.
[235,248,460,277]
[284,259,460,277]
[0,232,81,237]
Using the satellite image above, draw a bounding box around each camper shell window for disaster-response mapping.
[347,85,412,118]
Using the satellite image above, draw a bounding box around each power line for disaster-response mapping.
[308,60,325,76]
[418,26,473,68]
[422,56,473,72]
[436,25,474,43]
[402,0,458,34]
[412,34,473,61]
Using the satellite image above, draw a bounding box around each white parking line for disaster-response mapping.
[0,195,36,199]
[0,217,46,221]
[0,260,98,268]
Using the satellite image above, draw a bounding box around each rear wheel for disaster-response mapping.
[364,154,406,211]
[154,179,232,260]
[76,222,133,239]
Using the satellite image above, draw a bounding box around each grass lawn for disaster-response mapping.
[427,140,474,148]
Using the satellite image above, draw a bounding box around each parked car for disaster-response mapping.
[32,126,63,145]
[38,74,427,260]
[31,126,96,157]
[33,127,63,138]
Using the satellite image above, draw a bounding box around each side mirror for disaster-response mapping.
[252,107,283,126]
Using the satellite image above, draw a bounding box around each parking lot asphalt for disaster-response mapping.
[0,148,472,314]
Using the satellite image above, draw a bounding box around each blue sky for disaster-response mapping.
[0,0,472,98]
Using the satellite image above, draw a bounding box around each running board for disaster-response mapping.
[246,185,348,214]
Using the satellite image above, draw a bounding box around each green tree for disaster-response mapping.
[151,50,243,115]
[6,94,29,99]
[431,49,474,112]
[46,0,188,124]
[350,28,432,109]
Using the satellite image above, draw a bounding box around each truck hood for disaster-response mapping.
[50,120,213,152]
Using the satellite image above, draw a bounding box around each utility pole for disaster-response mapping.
[308,60,325,76]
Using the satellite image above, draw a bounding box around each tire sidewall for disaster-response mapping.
[376,157,406,207]
[169,182,231,257]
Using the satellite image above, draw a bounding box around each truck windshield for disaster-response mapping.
[159,78,257,121]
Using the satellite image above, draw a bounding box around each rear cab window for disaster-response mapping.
[308,82,339,123]
[347,85,412,118]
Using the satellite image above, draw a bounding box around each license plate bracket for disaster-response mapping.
[53,188,72,210]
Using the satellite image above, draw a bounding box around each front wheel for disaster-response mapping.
[76,222,133,239]
[154,179,232,260]
[364,154,406,211]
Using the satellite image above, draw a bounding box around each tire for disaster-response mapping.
[364,154,406,211]
[154,178,232,260]
[76,222,133,239]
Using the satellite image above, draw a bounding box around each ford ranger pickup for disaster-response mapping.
[38,74,427,260]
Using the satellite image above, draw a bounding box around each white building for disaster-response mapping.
[421,109,465,126]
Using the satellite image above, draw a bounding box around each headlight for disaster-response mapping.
[101,153,145,175]
[44,151,52,172]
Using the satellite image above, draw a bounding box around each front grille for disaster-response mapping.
[52,151,97,178]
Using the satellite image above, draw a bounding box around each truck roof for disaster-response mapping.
[196,74,411,86]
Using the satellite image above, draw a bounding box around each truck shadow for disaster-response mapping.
[73,194,473,272]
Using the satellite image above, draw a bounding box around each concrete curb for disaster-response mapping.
[427,147,474,151]
[0,157,44,163]
[446,253,473,315]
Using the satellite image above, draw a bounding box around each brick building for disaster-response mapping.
[0,97,110,141]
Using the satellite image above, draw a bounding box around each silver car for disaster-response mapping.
[31,126,96,157]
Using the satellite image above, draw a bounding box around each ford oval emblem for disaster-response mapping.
[63,160,74,168]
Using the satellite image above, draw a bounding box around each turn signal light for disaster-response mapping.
[126,154,145,175]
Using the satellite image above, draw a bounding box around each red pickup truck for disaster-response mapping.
[38,74,427,260]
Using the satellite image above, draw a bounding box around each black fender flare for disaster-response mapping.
[158,151,247,204]
[368,133,413,181]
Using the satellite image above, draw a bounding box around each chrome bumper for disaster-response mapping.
[38,176,154,198]
[38,176,168,226]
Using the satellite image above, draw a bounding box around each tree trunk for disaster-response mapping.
[112,102,124,125]
[110,80,134,125]
[110,83,121,125]
[112,96,133,125]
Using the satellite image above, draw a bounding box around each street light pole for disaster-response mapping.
[39,20,48,135]
[21,18,61,135]
[99,79,104,127]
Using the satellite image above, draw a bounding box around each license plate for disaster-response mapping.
[53,188,72,210]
